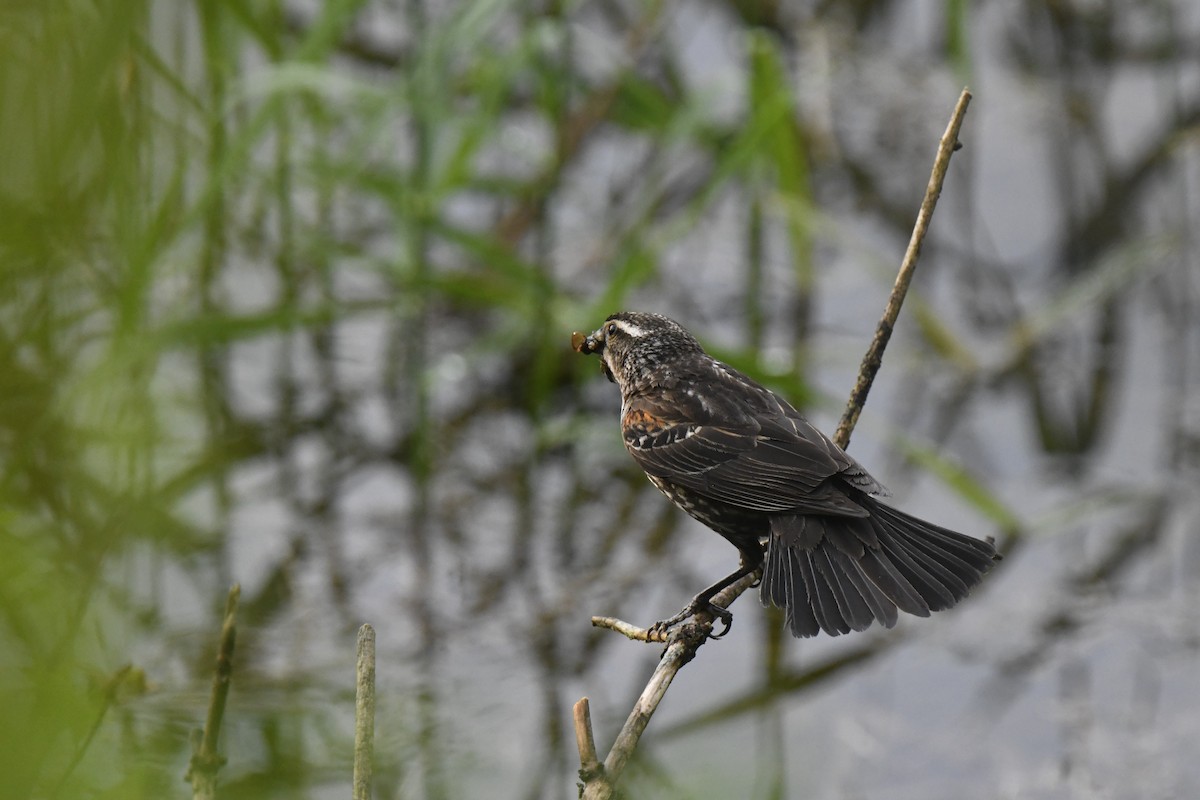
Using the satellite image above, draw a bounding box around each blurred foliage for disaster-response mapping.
[0,0,1197,798]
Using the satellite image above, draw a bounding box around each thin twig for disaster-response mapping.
[573,90,974,798]
[833,87,972,451]
[353,624,377,800]
[590,614,657,641]
[186,584,241,800]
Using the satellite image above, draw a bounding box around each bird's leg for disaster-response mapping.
[648,549,764,640]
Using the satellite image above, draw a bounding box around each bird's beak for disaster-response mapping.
[571,329,604,355]
[572,327,616,382]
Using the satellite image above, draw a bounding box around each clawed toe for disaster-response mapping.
[647,599,733,640]
[646,610,687,640]
[707,604,733,638]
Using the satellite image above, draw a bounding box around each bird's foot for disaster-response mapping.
[647,597,733,640]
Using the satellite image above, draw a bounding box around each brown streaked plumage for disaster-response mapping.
[575,311,999,638]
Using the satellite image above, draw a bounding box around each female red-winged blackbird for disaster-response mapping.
[574,311,999,638]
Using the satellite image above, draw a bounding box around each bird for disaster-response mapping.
[573,311,999,638]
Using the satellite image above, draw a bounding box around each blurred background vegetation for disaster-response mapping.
[1,1,1198,798]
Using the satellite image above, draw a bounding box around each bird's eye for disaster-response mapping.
[606,322,619,337]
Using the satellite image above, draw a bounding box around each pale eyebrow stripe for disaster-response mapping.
[614,320,648,337]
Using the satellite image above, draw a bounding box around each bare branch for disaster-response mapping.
[834,87,973,450]
[354,624,377,800]
[577,571,761,799]
[186,584,241,800]
[573,698,606,795]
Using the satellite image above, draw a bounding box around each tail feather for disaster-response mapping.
[826,546,899,629]
[874,527,961,611]
[762,532,790,609]
[772,541,820,637]
[813,546,875,632]
[892,527,987,589]
[760,494,998,638]
[856,544,931,616]
[888,523,983,597]
[796,547,849,636]
[873,503,996,571]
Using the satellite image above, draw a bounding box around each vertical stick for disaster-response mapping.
[353,624,377,800]
[186,584,240,800]
[573,697,605,792]
[834,87,973,450]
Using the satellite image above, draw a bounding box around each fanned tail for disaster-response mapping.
[760,495,999,638]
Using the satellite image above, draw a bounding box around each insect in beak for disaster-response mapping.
[572,329,615,382]
[571,330,604,355]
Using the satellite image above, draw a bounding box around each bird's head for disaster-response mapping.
[572,311,704,393]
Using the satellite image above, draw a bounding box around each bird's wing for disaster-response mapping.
[622,390,868,517]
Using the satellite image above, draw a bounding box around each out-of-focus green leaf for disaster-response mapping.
[609,70,680,132]
[912,297,979,372]
[894,434,1022,530]
[945,0,973,83]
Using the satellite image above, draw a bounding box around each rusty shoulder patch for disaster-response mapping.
[622,406,662,431]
